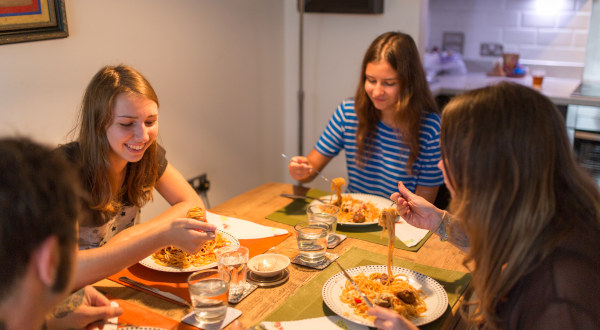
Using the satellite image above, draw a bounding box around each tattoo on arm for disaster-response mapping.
[51,289,84,318]
[447,215,470,248]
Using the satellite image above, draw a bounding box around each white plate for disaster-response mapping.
[310,193,392,226]
[139,230,239,272]
[322,265,448,327]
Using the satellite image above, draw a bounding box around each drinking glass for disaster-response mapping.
[294,221,328,262]
[306,204,340,244]
[187,269,230,327]
[216,246,249,299]
[532,69,545,88]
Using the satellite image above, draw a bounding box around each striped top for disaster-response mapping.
[315,99,443,198]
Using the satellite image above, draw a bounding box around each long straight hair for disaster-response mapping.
[76,65,160,225]
[354,31,438,172]
[441,82,600,328]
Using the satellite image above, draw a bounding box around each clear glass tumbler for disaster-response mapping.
[187,269,230,327]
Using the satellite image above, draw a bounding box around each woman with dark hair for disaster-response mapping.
[370,82,600,329]
[288,31,442,202]
[59,65,216,288]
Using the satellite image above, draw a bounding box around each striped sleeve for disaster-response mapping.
[315,101,351,157]
[415,112,444,187]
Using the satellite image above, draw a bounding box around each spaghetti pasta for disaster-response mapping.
[336,196,381,224]
[339,207,426,322]
[340,272,427,321]
[150,206,231,269]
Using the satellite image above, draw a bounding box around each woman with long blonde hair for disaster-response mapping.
[59,65,216,288]
[371,82,600,329]
[288,31,442,202]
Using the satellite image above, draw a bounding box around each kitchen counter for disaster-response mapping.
[429,73,600,107]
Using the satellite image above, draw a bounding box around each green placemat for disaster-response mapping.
[267,189,432,252]
[264,246,472,329]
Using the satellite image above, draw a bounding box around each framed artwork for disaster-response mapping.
[0,0,68,45]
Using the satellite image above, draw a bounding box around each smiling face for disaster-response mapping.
[106,93,158,168]
[364,60,400,114]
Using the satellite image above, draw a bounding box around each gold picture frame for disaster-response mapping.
[0,0,68,45]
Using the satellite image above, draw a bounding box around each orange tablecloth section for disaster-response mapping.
[108,234,291,304]
[112,298,198,329]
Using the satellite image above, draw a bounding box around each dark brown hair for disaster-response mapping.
[354,31,438,172]
[0,138,84,298]
[441,82,600,328]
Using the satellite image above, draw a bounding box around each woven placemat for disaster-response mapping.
[264,246,472,329]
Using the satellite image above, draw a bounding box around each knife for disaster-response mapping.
[119,276,191,307]
[279,193,326,203]
[333,260,373,307]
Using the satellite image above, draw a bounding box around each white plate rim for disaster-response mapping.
[138,230,239,272]
[321,265,448,327]
[310,193,391,226]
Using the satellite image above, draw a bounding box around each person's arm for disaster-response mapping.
[414,185,439,204]
[73,163,215,289]
[45,286,123,329]
[288,149,332,183]
[393,182,469,252]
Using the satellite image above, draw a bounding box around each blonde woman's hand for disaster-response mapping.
[164,218,217,254]
[288,156,314,181]
[391,181,443,232]
[368,306,418,330]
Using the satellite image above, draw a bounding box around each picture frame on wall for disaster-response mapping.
[0,0,68,45]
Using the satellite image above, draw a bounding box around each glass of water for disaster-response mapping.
[306,204,340,244]
[216,246,249,300]
[187,269,230,328]
[294,221,328,263]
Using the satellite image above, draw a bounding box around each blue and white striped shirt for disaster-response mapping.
[315,99,443,198]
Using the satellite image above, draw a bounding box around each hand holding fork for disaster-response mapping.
[282,153,330,183]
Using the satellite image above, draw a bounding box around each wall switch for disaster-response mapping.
[188,173,210,193]
[480,42,503,56]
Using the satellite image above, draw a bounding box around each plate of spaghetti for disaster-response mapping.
[310,193,391,226]
[139,230,239,272]
[322,265,448,327]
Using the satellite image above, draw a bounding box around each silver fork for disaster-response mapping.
[281,153,330,182]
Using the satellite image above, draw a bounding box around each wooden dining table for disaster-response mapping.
[93,182,471,329]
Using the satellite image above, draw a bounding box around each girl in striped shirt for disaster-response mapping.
[288,31,443,202]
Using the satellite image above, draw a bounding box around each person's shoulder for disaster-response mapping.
[336,98,358,118]
[422,111,441,123]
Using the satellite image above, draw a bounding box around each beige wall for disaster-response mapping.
[0,0,428,219]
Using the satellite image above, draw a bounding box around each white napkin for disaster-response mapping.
[395,217,430,247]
[259,316,369,330]
[205,211,289,240]
[182,307,242,329]
[104,301,119,330]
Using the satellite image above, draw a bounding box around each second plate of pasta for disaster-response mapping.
[310,193,392,226]
[139,230,239,272]
[322,265,448,327]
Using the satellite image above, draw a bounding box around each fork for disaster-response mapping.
[281,153,330,182]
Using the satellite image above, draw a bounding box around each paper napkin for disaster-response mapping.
[206,211,289,239]
[395,217,430,247]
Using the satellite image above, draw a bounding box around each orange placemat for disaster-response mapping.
[108,234,291,303]
[112,298,197,329]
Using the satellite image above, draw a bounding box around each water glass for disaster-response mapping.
[294,221,328,262]
[306,204,339,244]
[187,269,230,327]
[216,246,249,299]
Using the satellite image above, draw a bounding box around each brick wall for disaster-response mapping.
[428,0,592,67]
